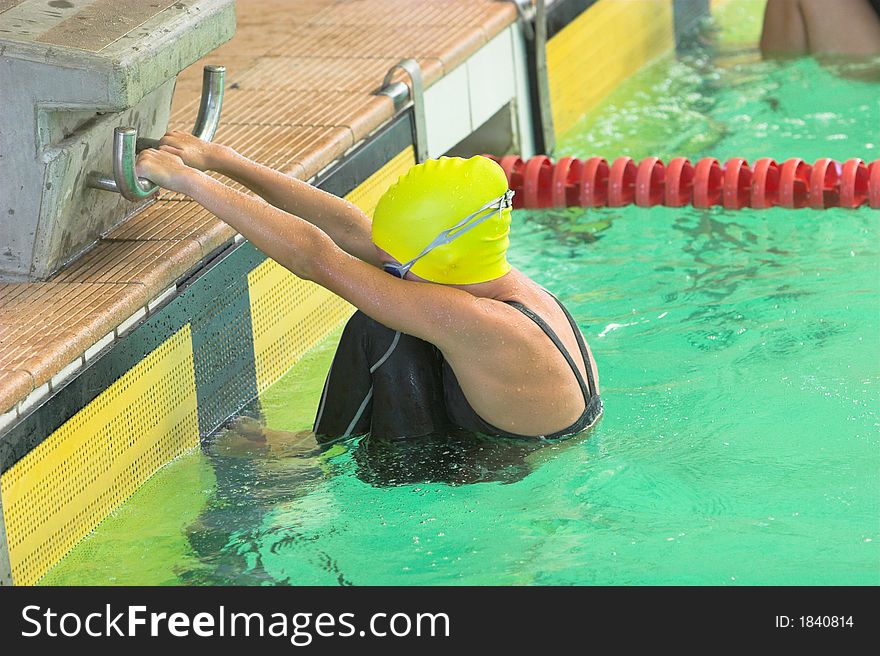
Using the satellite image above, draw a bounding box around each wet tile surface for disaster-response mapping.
[0,282,149,388]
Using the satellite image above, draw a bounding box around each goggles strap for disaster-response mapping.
[393,190,514,277]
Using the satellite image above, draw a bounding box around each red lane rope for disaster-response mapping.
[664,157,694,207]
[523,155,554,209]
[579,157,609,207]
[484,154,880,210]
[723,157,751,209]
[869,160,880,210]
[635,157,664,207]
[693,158,722,209]
[608,157,636,207]
[750,158,779,209]
[779,158,811,209]
[840,159,869,209]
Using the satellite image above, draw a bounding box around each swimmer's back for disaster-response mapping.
[435,272,599,437]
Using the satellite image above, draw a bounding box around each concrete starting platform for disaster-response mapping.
[0,0,236,282]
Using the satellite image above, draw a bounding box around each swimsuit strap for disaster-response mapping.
[504,300,593,405]
[541,290,598,398]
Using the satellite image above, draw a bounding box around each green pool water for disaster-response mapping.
[42,16,879,586]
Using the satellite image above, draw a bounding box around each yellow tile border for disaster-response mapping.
[1,324,199,585]
[547,0,675,137]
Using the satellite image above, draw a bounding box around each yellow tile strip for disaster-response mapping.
[248,264,354,394]
[247,145,415,393]
[547,0,674,137]
[0,324,199,585]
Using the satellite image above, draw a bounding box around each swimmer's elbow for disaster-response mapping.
[298,227,345,284]
[275,223,337,283]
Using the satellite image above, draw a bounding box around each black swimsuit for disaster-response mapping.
[442,294,603,439]
[314,293,603,441]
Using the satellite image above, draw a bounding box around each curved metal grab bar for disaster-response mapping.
[509,0,535,41]
[137,65,226,150]
[376,59,427,163]
[86,128,159,201]
[87,65,226,201]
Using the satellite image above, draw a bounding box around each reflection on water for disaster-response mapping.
[352,430,546,488]
[177,405,595,585]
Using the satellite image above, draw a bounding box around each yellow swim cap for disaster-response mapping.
[372,155,512,285]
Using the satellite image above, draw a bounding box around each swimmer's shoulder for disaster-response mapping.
[489,286,594,383]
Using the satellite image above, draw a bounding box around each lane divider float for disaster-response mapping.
[487,155,880,210]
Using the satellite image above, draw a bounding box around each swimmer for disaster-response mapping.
[760,0,880,58]
[136,134,602,440]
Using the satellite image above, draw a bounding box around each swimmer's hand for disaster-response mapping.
[156,129,227,172]
[135,147,202,193]
[228,415,267,441]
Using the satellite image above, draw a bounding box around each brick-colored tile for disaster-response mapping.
[476,2,519,41]
[269,23,487,61]
[309,0,500,28]
[175,88,394,143]
[0,282,149,388]
[211,22,294,60]
[231,54,445,95]
[50,240,204,288]
[292,127,357,179]
[104,200,237,258]
[0,370,34,414]
[233,56,400,93]
[178,88,376,127]
[205,124,353,177]
[170,54,259,120]
[237,0,338,27]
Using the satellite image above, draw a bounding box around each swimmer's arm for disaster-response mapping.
[211,147,379,265]
[158,132,380,266]
[140,155,498,347]
[311,243,503,350]
[175,170,338,283]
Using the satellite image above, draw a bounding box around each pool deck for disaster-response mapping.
[0,0,517,420]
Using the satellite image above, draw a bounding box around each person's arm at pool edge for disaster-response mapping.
[135,148,500,349]
[156,131,380,266]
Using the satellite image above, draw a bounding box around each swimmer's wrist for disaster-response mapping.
[205,143,236,173]
[177,168,211,198]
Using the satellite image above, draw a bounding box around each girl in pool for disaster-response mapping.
[136,133,602,440]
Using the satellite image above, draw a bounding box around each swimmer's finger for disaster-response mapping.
[134,151,160,180]
[158,130,188,148]
[161,130,204,145]
[158,144,185,157]
[157,133,212,170]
